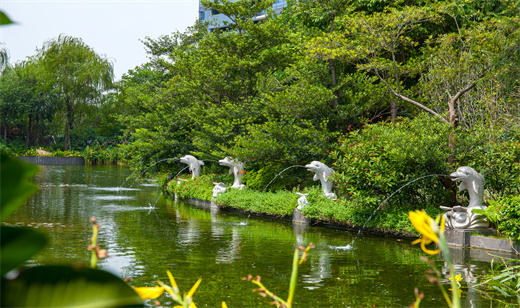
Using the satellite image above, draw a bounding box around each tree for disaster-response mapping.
[153,0,298,158]
[420,13,520,130]
[116,63,194,172]
[0,60,57,145]
[38,35,114,150]
[0,47,8,73]
[311,1,520,129]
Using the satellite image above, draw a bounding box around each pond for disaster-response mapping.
[5,165,505,307]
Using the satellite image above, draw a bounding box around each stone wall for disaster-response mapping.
[19,156,85,165]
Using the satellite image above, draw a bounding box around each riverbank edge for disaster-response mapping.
[172,194,520,254]
[173,194,419,239]
[19,156,85,165]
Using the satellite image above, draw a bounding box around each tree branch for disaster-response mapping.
[451,64,493,103]
[377,73,448,123]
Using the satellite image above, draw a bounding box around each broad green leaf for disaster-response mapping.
[0,226,47,276]
[0,11,14,25]
[472,209,486,215]
[1,265,144,307]
[0,153,39,220]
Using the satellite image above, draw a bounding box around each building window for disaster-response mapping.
[199,11,205,20]
[211,9,220,15]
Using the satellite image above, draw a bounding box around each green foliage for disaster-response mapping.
[83,143,124,165]
[331,116,453,211]
[464,139,520,198]
[38,35,114,151]
[0,10,14,25]
[231,118,335,190]
[0,153,39,220]
[1,35,123,153]
[300,186,442,234]
[0,226,46,277]
[0,60,58,147]
[475,196,520,244]
[215,187,298,216]
[166,175,231,202]
[475,255,520,299]
[1,266,143,307]
[116,64,193,173]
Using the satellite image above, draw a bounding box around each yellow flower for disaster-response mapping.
[449,274,463,285]
[409,210,445,255]
[449,286,462,298]
[131,286,165,300]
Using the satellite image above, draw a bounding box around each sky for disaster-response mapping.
[0,0,199,80]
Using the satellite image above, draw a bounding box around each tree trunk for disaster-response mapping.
[445,97,459,206]
[64,100,73,151]
[329,59,339,109]
[26,114,32,147]
[390,98,396,122]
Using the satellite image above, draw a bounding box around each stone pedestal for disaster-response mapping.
[210,199,221,214]
[293,209,310,225]
[445,229,473,247]
[445,229,519,253]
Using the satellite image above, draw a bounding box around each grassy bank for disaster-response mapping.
[159,173,441,237]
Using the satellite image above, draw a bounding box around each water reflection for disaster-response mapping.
[5,165,514,307]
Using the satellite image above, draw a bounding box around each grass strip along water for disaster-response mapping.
[158,173,441,237]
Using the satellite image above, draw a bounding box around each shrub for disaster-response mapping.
[166,175,214,201]
[330,116,453,211]
[300,186,442,234]
[166,174,233,202]
[464,140,520,198]
[83,144,122,164]
[476,195,520,244]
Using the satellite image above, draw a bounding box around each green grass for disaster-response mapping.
[159,174,438,236]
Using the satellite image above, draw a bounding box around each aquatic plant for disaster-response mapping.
[243,243,314,308]
[474,255,519,300]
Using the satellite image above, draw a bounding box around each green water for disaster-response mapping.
[6,165,502,307]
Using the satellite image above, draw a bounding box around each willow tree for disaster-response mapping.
[39,35,114,150]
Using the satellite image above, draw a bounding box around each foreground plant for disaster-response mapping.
[474,255,520,299]
[88,217,108,268]
[131,270,229,308]
[243,243,314,308]
[409,210,460,308]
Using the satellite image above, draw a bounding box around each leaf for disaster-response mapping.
[1,153,39,221]
[1,265,144,307]
[492,285,513,297]
[0,226,47,276]
[187,278,202,299]
[0,11,14,25]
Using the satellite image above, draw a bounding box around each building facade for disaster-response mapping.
[198,0,287,30]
